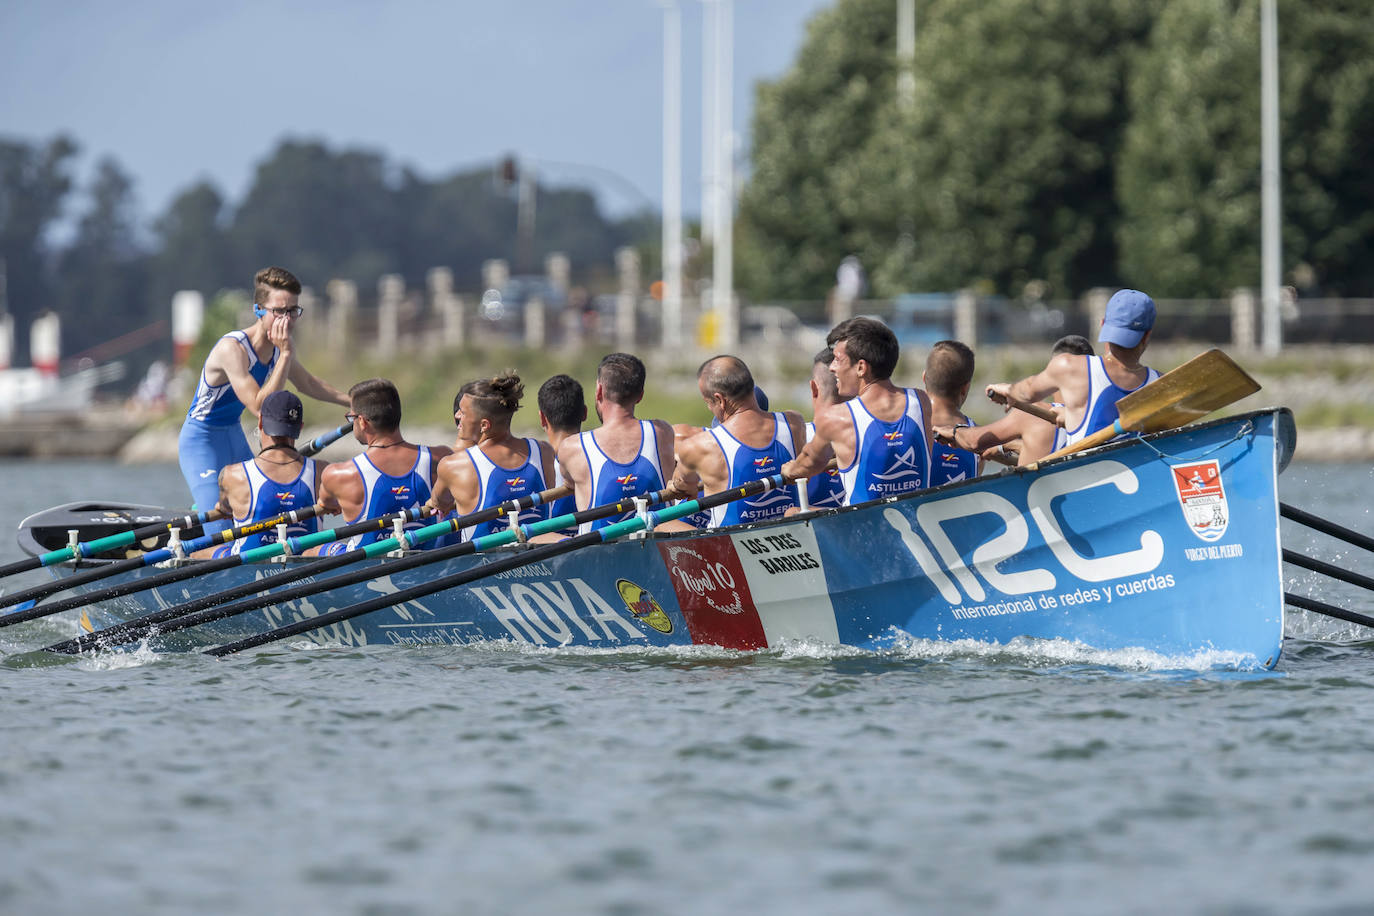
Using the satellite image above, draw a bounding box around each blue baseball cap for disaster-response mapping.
[1099,289,1156,348]
[261,390,304,437]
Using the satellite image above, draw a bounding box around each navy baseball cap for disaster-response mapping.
[1099,289,1156,348]
[261,390,304,437]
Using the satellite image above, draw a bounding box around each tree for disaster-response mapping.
[1118,0,1374,296]
[151,181,234,307]
[53,157,150,354]
[0,135,78,352]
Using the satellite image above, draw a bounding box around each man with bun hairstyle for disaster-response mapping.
[178,265,348,533]
[428,371,556,541]
[195,390,325,558]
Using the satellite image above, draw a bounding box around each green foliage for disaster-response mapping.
[0,134,78,332]
[738,0,1373,302]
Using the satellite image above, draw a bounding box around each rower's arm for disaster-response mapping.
[287,360,350,408]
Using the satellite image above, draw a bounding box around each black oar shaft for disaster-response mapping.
[1281,503,1374,554]
[1283,549,1374,592]
[0,556,242,627]
[1285,592,1374,630]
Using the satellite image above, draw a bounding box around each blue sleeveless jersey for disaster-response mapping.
[322,446,436,554]
[801,421,846,511]
[706,412,798,527]
[211,457,318,557]
[545,463,580,535]
[460,438,551,542]
[928,413,979,486]
[577,421,667,534]
[186,331,278,425]
[839,389,930,506]
[1064,355,1160,447]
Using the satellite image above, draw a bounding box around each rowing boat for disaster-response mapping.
[16,408,1295,667]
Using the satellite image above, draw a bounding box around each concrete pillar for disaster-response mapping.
[428,267,464,349]
[30,312,60,375]
[326,279,357,356]
[482,259,509,294]
[525,296,546,350]
[377,274,403,359]
[1085,288,1111,338]
[615,247,640,350]
[0,313,12,370]
[954,290,977,350]
[1230,288,1257,354]
[545,252,570,298]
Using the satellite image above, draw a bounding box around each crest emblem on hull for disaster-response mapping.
[1171,460,1228,542]
[616,579,673,633]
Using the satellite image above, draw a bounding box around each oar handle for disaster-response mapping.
[206,475,784,657]
[300,423,352,458]
[1005,397,1060,426]
[1038,419,1125,463]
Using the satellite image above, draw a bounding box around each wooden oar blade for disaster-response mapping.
[1117,348,1261,433]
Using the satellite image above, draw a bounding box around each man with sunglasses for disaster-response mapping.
[177,266,349,534]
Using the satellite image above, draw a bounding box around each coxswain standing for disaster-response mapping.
[178,266,348,534]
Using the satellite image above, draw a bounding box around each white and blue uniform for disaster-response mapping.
[210,456,318,558]
[706,413,798,527]
[839,389,930,506]
[178,331,278,534]
[928,412,979,486]
[577,421,668,534]
[322,447,436,555]
[1063,356,1160,447]
[460,439,551,542]
[800,421,846,512]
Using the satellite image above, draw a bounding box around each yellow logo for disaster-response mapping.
[616,579,673,634]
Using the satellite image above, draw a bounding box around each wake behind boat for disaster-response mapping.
[13,408,1295,668]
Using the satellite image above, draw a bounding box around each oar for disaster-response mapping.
[53,485,650,653]
[1283,549,1374,592]
[207,475,789,657]
[299,423,352,458]
[0,507,225,581]
[47,484,572,654]
[1005,396,1060,426]
[1281,503,1374,554]
[1039,348,1261,462]
[0,504,326,626]
[4,504,431,632]
[1286,592,1374,631]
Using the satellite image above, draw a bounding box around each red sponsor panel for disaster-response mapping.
[657,536,767,649]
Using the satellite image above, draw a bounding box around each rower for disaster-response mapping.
[427,372,556,542]
[933,335,1095,466]
[193,390,324,559]
[310,379,452,555]
[787,347,848,514]
[781,317,934,506]
[984,289,1159,449]
[924,340,983,485]
[666,356,805,528]
[536,374,587,536]
[177,266,349,535]
[556,353,677,534]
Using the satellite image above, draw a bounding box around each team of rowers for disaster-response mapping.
[177,266,1159,555]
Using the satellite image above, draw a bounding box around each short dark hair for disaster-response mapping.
[812,348,839,401]
[349,378,402,432]
[697,355,755,402]
[254,266,301,305]
[826,317,899,380]
[1052,334,1095,357]
[467,371,524,424]
[537,374,586,432]
[452,379,480,429]
[598,352,646,406]
[924,340,975,398]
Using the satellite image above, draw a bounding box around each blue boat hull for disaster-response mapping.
[28,409,1292,668]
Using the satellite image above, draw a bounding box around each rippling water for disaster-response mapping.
[3,458,1374,914]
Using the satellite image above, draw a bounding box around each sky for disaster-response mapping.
[2,0,834,232]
